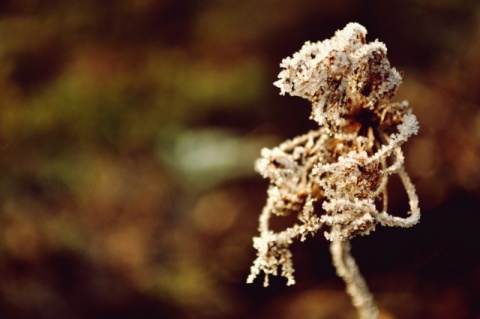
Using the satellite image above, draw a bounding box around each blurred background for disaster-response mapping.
[0,0,480,318]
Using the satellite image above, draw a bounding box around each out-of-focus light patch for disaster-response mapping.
[100,225,149,276]
[408,137,440,178]
[192,190,238,234]
[474,110,480,143]
[147,53,267,125]
[151,259,222,312]
[179,58,266,106]
[158,128,278,190]
[3,217,43,260]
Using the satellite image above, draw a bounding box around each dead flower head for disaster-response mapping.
[248,22,420,289]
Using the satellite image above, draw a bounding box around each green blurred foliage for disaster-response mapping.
[0,0,480,318]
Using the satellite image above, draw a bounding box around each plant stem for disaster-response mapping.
[330,237,379,319]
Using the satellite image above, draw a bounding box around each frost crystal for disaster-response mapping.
[248,23,420,319]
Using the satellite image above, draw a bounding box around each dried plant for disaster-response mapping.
[247,23,420,319]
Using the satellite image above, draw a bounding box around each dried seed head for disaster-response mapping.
[248,22,420,287]
[274,22,402,130]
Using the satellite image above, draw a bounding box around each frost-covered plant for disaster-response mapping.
[247,23,420,319]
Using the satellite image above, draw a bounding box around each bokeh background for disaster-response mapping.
[1,1,480,318]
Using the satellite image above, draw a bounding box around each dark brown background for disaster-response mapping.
[0,0,479,318]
